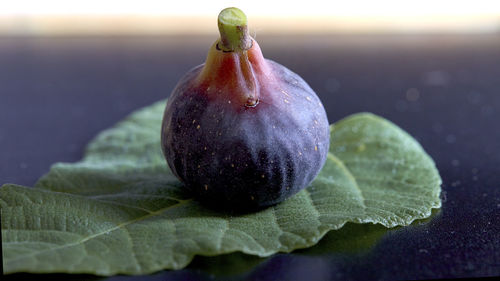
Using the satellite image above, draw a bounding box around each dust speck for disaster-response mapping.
[406,88,420,102]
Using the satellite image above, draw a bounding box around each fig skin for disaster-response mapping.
[161,39,330,211]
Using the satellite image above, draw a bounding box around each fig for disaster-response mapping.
[161,7,330,210]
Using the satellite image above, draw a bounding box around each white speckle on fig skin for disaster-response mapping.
[281,90,290,97]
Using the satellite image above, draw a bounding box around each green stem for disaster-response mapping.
[217,7,252,52]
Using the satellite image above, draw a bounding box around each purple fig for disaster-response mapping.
[161,7,330,210]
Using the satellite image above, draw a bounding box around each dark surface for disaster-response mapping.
[1,34,500,280]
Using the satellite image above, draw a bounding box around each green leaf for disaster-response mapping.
[189,222,392,278]
[0,100,441,275]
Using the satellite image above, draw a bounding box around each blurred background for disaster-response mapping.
[2,1,500,280]
[1,0,500,35]
[1,0,499,220]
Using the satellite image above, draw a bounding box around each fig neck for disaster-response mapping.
[197,39,274,107]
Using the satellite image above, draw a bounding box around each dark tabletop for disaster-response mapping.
[1,33,499,280]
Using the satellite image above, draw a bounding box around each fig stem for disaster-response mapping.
[217,7,252,52]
